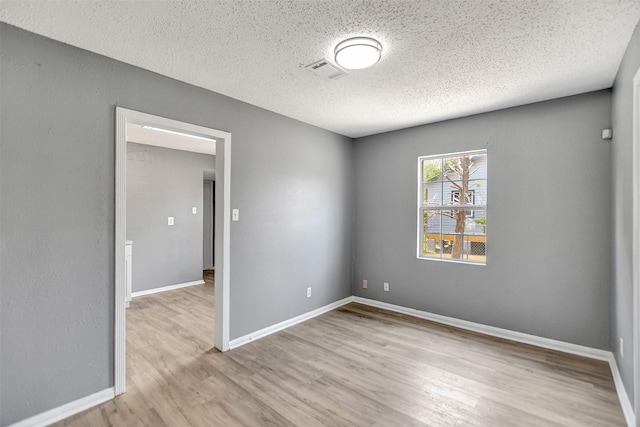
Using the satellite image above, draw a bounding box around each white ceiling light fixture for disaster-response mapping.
[334,37,382,70]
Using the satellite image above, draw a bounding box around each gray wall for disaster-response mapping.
[126,142,214,293]
[0,24,353,426]
[353,90,612,350]
[611,18,640,407]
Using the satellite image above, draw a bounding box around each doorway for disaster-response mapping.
[115,107,231,395]
[203,180,215,270]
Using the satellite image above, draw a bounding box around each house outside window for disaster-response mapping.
[418,150,487,264]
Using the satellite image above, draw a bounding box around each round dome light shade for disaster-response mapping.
[334,37,382,70]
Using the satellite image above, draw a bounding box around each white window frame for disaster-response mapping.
[417,149,487,265]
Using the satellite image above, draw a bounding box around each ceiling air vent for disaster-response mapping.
[305,59,347,80]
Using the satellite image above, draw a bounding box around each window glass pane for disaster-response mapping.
[468,210,487,263]
[443,155,470,179]
[471,153,487,175]
[443,153,486,174]
[422,182,442,206]
[467,209,486,234]
[441,208,464,234]
[441,233,486,263]
[421,210,441,259]
[441,210,462,232]
[468,179,487,205]
[440,208,485,260]
[443,154,484,183]
[422,159,442,183]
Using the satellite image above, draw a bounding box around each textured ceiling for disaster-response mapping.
[1,1,639,138]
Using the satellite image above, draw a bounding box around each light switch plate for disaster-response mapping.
[192,207,197,214]
[232,209,239,221]
[168,217,174,226]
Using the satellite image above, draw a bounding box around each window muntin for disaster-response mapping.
[418,150,487,264]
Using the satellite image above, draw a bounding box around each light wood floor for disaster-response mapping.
[56,272,625,426]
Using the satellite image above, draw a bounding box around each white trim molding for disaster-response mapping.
[131,280,205,298]
[228,295,632,422]
[11,296,633,427]
[8,387,115,427]
[232,295,607,359]
[633,63,640,427]
[353,297,635,425]
[610,354,636,427]
[353,297,610,361]
[214,132,232,352]
[114,107,127,395]
[229,297,353,350]
[230,294,614,362]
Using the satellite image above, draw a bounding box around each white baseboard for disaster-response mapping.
[353,297,636,425]
[229,296,353,349]
[229,295,613,362]
[12,296,627,427]
[12,298,630,427]
[8,387,115,427]
[352,297,611,361]
[608,354,635,427]
[131,279,205,298]
[353,297,639,424]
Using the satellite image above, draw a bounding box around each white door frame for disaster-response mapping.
[114,107,231,395]
[633,64,640,423]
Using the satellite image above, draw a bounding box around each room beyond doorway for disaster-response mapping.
[126,141,214,294]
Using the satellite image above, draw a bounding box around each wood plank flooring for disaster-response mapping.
[56,272,625,426]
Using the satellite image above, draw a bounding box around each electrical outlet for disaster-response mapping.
[363,279,368,289]
[620,338,624,358]
[383,282,390,292]
[306,287,312,298]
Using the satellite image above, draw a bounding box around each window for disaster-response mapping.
[418,150,487,264]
